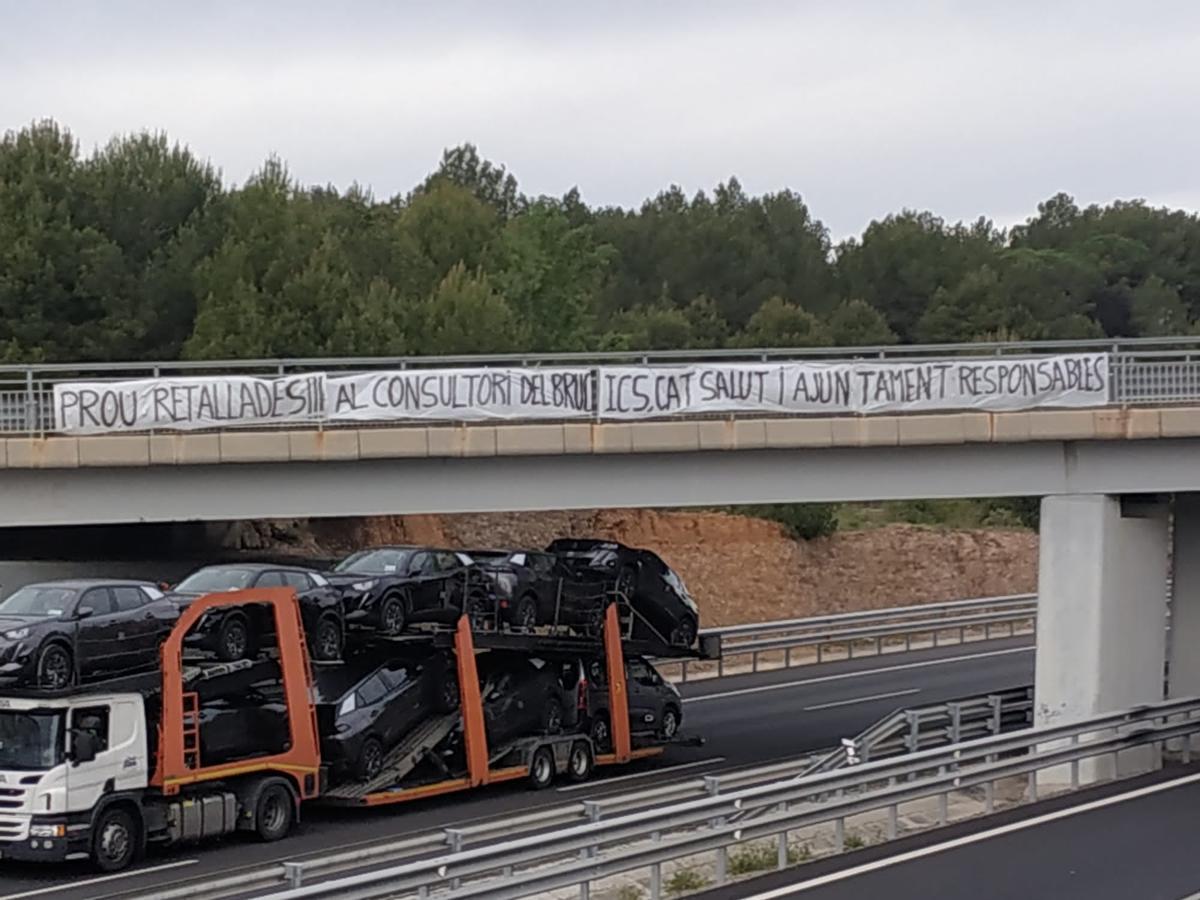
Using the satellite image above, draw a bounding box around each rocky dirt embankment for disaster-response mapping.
[212,510,1037,627]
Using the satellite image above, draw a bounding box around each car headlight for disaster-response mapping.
[3,628,29,640]
[351,580,378,593]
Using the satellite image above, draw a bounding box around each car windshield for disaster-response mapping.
[334,549,415,575]
[175,568,258,592]
[563,549,618,567]
[0,586,76,617]
[0,710,64,770]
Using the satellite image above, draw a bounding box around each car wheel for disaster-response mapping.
[590,713,612,753]
[515,595,538,631]
[379,593,407,636]
[36,643,74,690]
[659,705,681,740]
[216,617,252,661]
[437,672,460,712]
[313,617,342,661]
[567,740,593,783]
[543,697,565,734]
[529,746,555,790]
[356,737,384,781]
[253,781,295,842]
[91,806,137,872]
[670,617,698,648]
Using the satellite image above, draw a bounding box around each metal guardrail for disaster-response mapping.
[243,695,1200,900]
[660,594,1037,681]
[800,684,1034,775]
[7,337,1200,434]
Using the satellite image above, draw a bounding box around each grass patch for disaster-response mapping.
[616,887,645,900]
[666,868,711,895]
[844,832,866,850]
[728,841,813,875]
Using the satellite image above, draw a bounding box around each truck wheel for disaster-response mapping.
[590,714,613,754]
[356,737,384,781]
[659,705,681,740]
[379,593,407,635]
[313,618,342,661]
[567,741,593,783]
[254,781,295,842]
[543,697,565,734]
[515,595,538,630]
[36,643,74,690]
[92,807,137,872]
[529,746,555,790]
[437,672,460,712]
[216,616,251,661]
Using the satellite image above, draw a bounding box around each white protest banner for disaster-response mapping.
[53,373,326,434]
[326,367,595,422]
[597,354,1109,418]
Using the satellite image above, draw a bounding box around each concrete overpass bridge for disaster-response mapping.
[2,336,1200,764]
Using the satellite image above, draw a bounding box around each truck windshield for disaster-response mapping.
[0,710,64,770]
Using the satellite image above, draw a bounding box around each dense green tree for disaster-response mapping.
[417,263,525,354]
[730,296,832,348]
[826,299,897,346]
[1131,275,1191,336]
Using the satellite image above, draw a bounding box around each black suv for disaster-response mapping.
[462,550,607,631]
[547,540,700,647]
[564,654,683,752]
[327,546,495,634]
[314,650,459,781]
[167,563,346,662]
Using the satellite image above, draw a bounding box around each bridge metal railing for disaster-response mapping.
[658,593,1037,682]
[229,696,1200,900]
[9,336,1200,435]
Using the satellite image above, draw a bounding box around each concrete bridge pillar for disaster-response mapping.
[1168,493,1200,700]
[1034,494,1169,784]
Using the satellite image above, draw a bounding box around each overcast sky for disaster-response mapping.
[3,1,1199,239]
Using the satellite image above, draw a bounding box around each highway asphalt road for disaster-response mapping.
[0,636,1034,900]
[698,765,1200,900]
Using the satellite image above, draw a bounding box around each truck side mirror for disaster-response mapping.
[70,730,97,765]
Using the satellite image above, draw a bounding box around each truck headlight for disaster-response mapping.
[30,824,65,838]
[3,628,29,640]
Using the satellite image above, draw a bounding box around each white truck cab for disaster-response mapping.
[0,692,148,863]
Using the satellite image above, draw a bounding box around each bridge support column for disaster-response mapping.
[1168,494,1200,699]
[1034,494,1169,785]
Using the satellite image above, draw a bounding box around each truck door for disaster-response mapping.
[66,699,148,811]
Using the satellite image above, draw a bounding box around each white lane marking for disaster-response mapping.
[802,688,919,711]
[685,646,1033,704]
[0,859,199,899]
[557,757,727,793]
[738,771,1200,898]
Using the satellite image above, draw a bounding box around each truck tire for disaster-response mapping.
[92,806,137,872]
[659,705,681,740]
[515,595,538,630]
[379,593,407,635]
[312,617,342,661]
[567,741,593,783]
[590,714,613,754]
[253,780,295,842]
[529,746,555,790]
[216,616,252,662]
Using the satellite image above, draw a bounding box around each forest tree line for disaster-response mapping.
[2,119,1200,364]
